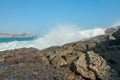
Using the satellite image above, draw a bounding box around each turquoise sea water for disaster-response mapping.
[0,37,34,43]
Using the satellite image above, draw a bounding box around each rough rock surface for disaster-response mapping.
[73,53,96,80]
[0,27,120,79]
[88,51,119,80]
[105,25,120,35]
[71,51,119,80]
[50,56,67,68]
[112,28,120,40]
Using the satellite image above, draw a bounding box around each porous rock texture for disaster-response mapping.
[0,27,120,79]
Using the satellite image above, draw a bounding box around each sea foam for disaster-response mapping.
[0,26,105,51]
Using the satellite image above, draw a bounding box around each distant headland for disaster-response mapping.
[0,33,31,38]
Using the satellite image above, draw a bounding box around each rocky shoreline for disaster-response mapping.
[0,27,120,80]
[0,33,31,38]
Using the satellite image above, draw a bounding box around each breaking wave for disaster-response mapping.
[0,27,105,51]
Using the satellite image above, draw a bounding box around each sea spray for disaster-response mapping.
[0,27,105,51]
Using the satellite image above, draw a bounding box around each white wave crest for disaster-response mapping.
[0,26,105,51]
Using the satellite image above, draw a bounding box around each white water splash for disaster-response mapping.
[0,26,105,51]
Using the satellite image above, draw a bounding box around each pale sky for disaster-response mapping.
[0,0,120,35]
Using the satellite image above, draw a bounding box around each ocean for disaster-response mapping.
[0,27,105,51]
[0,37,34,43]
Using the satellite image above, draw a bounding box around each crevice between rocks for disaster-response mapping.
[69,62,91,80]
[85,52,102,80]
